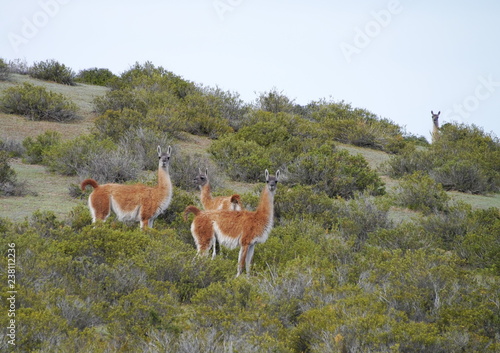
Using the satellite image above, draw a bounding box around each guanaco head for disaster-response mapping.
[157,145,172,169]
[193,168,209,188]
[431,111,440,127]
[265,169,280,193]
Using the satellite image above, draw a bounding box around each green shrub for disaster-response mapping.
[0,58,10,81]
[309,100,406,152]
[1,82,79,122]
[57,225,151,265]
[189,278,290,351]
[44,134,117,177]
[108,287,181,336]
[336,192,391,247]
[22,130,62,164]
[29,59,76,85]
[93,91,149,116]
[255,88,297,114]
[386,146,433,178]
[287,143,385,198]
[387,123,500,194]
[237,120,290,147]
[0,151,29,196]
[200,85,249,131]
[274,185,337,227]
[115,61,196,99]
[393,171,449,214]
[368,222,439,251]
[75,67,117,86]
[172,92,233,138]
[209,135,273,182]
[432,159,494,194]
[93,109,152,141]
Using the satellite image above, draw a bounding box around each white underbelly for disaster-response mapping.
[110,197,141,221]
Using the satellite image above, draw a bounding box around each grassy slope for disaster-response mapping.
[0,74,108,142]
[0,75,498,222]
[0,74,108,221]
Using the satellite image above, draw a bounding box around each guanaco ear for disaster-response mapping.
[265,169,269,182]
[275,170,280,181]
[431,111,434,115]
[157,145,161,157]
[437,111,440,116]
[205,168,208,177]
[167,145,172,155]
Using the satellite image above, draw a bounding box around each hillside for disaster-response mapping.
[1,68,499,353]
[1,72,497,220]
[0,71,498,225]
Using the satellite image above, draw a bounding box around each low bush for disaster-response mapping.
[172,92,233,138]
[209,136,273,182]
[336,192,391,247]
[1,83,79,122]
[368,222,439,251]
[274,185,337,227]
[44,134,117,178]
[432,159,495,194]
[93,91,148,116]
[387,123,500,194]
[385,146,433,178]
[7,58,30,75]
[93,109,152,142]
[0,151,29,196]
[0,138,25,157]
[309,100,406,152]
[117,127,172,171]
[393,171,449,214]
[75,67,117,86]
[200,85,249,131]
[254,88,298,114]
[80,147,142,183]
[22,131,62,164]
[29,59,76,85]
[0,58,10,81]
[287,143,385,198]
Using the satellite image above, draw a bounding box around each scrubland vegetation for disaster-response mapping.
[0,59,499,352]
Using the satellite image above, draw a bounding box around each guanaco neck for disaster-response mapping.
[157,165,172,194]
[432,120,439,142]
[256,186,274,220]
[200,182,213,203]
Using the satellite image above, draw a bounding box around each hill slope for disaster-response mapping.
[0,74,498,222]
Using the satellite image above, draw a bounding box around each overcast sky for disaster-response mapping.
[2,0,499,141]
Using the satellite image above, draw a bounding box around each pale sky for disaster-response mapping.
[2,0,499,141]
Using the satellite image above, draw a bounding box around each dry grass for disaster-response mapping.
[0,159,80,221]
